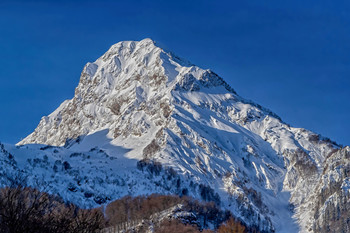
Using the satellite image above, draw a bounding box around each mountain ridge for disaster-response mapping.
[19,38,283,147]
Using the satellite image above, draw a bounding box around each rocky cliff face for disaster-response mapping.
[311,147,350,233]
[11,38,348,232]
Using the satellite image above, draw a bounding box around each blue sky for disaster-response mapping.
[0,0,349,146]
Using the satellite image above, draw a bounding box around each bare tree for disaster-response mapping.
[0,186,105,233]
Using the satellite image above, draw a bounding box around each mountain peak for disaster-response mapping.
[19,39,238,146]
[106,38,156,55]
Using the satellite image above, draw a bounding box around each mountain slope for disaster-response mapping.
[9,38,348,232]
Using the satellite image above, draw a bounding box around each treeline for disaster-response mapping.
[0,185,254,233]
[105,194,229,229]
[105,194,253,233]
[0,186,104,233]
[153,217,247,233]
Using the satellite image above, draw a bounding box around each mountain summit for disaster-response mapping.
[8,39,350,232]
[19,38,239,147]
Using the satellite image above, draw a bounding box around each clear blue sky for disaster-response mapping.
[0,0,349,146]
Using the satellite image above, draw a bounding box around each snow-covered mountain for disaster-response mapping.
[1,38,348,232]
